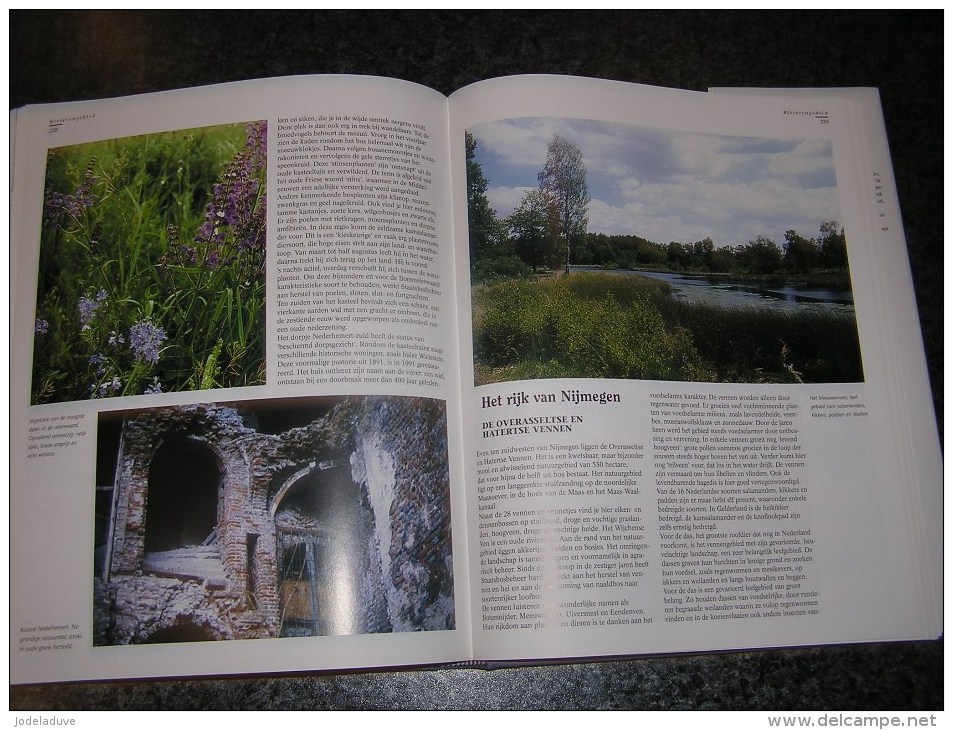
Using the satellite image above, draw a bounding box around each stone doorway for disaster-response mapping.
[142,435,224,585]
[273,464,387,636]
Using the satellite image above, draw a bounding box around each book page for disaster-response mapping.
[10,75,470,683]
[448,76,941,661]
[709,87,943,627]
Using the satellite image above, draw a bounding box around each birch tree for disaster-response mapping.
[538,136,590,272]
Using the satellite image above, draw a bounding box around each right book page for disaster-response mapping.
[707,85,944,634]
[448,76,942,662]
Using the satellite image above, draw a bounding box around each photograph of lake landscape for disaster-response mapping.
[466,118,863,386]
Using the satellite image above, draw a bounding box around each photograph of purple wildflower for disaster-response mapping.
[31,121,267,404]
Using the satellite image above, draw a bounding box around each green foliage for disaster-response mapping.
[577,225,847,277]
[656,297,863,383]
[32,121,267,403]
[474,274,707,383]
[783,229,818,273]
[506,188,564,271]
[465,132,504,272]
[818,220,848,269]
[709,245,740,274]
[472,251,533,282]
[465,131,528,282]
[579,233,667,269]
[473,272,863,385]
[667,241,689,270]
[742,235,784,275]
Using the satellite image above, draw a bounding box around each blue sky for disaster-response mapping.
[468,117,842,248]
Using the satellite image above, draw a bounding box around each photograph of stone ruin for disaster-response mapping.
[93,395,454,645]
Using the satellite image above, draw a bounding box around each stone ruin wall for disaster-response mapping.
[95,396,454,645]
[344,398,455,632]
[97,405,274,644]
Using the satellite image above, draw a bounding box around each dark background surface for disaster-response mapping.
[10,10,942,710]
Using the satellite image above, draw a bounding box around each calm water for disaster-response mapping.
[573,267,855,315]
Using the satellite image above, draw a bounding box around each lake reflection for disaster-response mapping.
[576,268,855,314]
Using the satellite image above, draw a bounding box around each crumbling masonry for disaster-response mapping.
[93,396,454,645]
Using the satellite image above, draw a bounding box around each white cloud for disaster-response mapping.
[589,176,840,246]
[486,185,535,219]
[767,139,836,181]
[473,119,567,169]
[470,116,841,246]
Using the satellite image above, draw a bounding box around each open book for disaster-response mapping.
[10,75,941,684]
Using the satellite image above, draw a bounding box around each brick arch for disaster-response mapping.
[268,462,318,519]
[144,434,223,553]
[140,615,224,644]
[271,463,389,636]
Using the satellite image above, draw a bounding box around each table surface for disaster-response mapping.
[10,10,942,711]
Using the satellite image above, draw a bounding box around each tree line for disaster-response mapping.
[466,131,848,280]
[581,224,847,275]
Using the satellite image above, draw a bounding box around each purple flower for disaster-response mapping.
[35,318,49,334]
[179,244,197,265]
[43,158,98,221]
[144,377,163,395]
[91,375,121,398]
[74,159,98,210]
[128,320,167,365]
[245,120,267,165]
[196,218,219,243]
[89,352,106,375]
[101,376,121,396]
[77,289,108,329]
[194,122,266,255]
[78,296,102,329]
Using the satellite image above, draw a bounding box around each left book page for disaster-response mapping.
[10,75,471,684]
